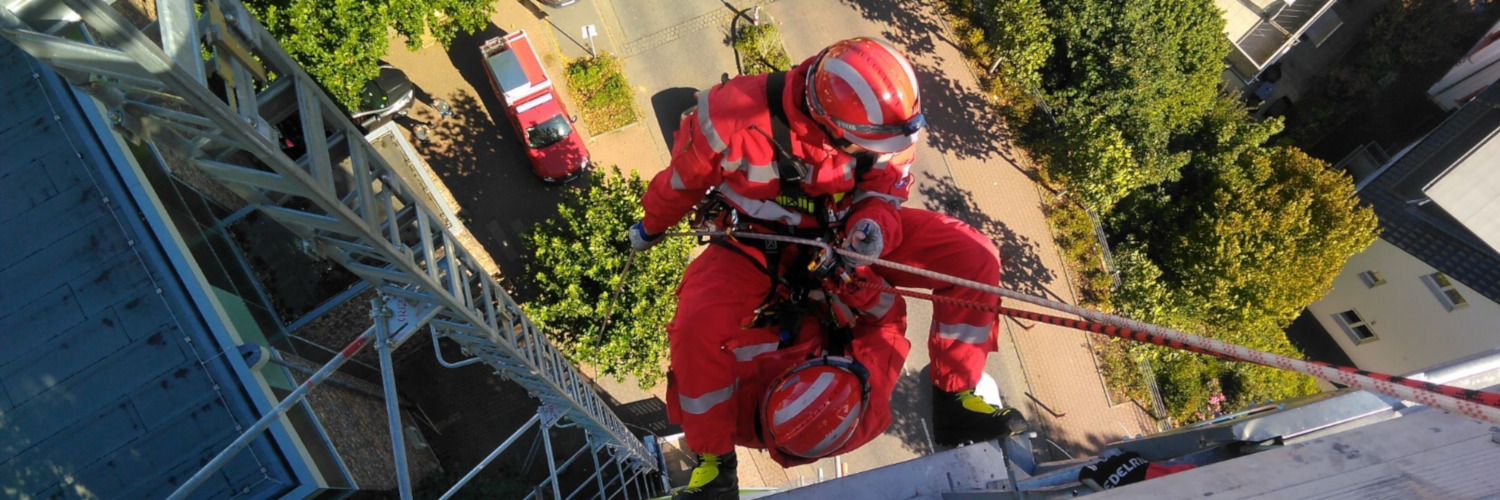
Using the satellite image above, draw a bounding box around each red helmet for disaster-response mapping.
[760,357,870,459]
[804,38,925,153]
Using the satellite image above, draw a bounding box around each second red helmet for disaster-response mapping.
[759,357,870,459]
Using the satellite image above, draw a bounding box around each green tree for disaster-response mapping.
[1036,0,1228,212]
[244,0,494,109]
[982,0,1051,91]
[1114,143,1377,416]
[524,167,692,386]
[1161,147,1378,336]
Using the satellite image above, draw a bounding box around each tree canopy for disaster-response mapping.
[524,167,693,386]
[1033,0,1229,212]
[948,0,1382,424]
[244,0,493,109]
[1108,103,1378,418]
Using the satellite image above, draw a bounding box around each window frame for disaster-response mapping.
[1358,269,1386,288]
[1334,309,1379,345]
[1423,272,1469,311]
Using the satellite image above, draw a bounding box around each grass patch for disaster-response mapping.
[564,53,638,133]
[734,23,792,76]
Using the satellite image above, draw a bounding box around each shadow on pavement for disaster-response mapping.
[883,365,936,455]
[837,0,1011,162]
[915,172,1057,300]
[652,87,699,149]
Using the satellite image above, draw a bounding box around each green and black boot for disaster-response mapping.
[932,386,1029,447]
[671,451,738,500]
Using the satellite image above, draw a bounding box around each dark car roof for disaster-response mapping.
[374,67,413,98]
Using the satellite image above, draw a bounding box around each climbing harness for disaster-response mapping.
[660,229,1500,425]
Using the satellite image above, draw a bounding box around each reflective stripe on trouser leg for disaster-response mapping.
[667,244,773,455]
[873,208,1002,393]
[679,384,735,415]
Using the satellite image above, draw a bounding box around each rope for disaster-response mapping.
[666,230,1500,424]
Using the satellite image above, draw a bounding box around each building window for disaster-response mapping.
[1335,309,1378,344]
[1423,272,1469,311]
[1358,270,1386,288]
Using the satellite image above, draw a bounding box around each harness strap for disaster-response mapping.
[764,71,803,187]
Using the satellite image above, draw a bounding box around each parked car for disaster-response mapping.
[351,65,415,130]
[480,30,590,184]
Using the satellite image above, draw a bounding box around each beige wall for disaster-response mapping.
[1307,238,1500,374]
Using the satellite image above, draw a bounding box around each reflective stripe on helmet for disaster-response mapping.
[820,56,884,125]
[869,38,920,103]
[802,399,863,458]
[773,371,837,426]
[937,322,991,345]
[679,384,734,415]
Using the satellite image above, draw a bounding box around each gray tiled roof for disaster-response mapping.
[1360,83,1500,305]
[0,39,291,498]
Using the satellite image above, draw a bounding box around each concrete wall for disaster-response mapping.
[1306,238,1500,374]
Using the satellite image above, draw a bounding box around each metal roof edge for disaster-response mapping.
[36,57,315,498]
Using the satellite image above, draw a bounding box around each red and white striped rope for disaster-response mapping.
[678,230,1500,425]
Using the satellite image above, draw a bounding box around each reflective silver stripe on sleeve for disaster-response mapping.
[717,184,805,225]
[732,342,780,362]
[773,371,835,425]
[861,291,897,318]
[679,384,735,415]
[698,90,727,152]
[872,153,893,170]
[746,162,776,184]
[851,189,904,209]
[839,158,856,181]
[720,157,743,172]
[802,399,862,457]
[937,322,992,345]
[671,169,687,190]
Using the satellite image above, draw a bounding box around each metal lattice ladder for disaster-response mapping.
[0,0,664,498]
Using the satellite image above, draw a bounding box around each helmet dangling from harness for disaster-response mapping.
[804,37,926,154]
[759,356,871,459]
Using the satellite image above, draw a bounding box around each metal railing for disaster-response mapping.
[0,0,661,497]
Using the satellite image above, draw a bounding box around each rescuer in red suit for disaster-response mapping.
[627,37,1029,499]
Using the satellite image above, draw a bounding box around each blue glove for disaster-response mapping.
[843,219,883,260]
[628,222,664,251]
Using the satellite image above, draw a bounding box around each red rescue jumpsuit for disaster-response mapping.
[649,58,1002,466]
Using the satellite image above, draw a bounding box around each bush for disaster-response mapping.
[523,167,693,386]
[564,54,638,133]
[734,23,793,76]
